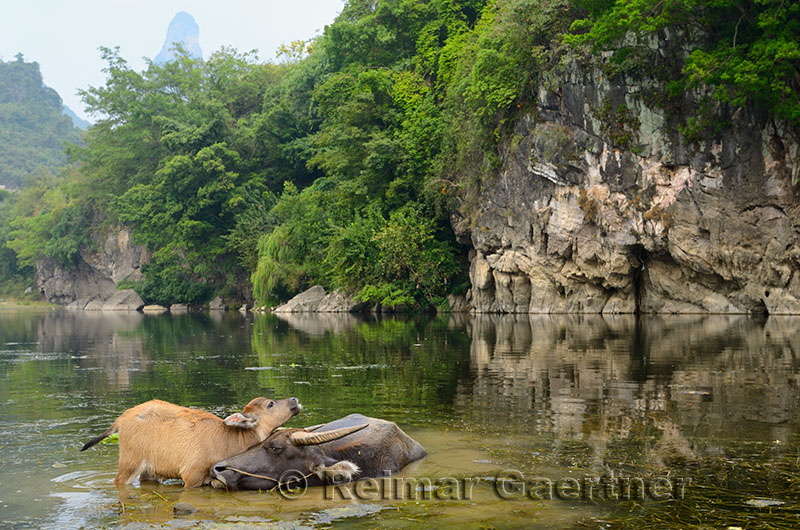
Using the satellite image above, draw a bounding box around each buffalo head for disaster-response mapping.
[211,423,368,490]
[222,396,302,431]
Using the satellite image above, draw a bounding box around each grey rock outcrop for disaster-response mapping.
[37,259,116,306]
[84,299,107,311]
[142,305,168,314]
[209,296,225,310]
[102,289,144,311]
[317,290,369,313]
[83,290,143,311]
[273,286,365,313]
[65,298,93,310]
[457,49,799,315]
[446,294,470,313]
[274,286,326,313]
[36,227,149,306]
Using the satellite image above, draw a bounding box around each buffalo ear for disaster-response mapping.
[313,460,360,483]
[224,412,258,429]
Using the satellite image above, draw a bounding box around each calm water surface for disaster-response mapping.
[1,310,798,529]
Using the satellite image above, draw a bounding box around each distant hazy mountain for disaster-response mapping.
[154,12,203,64]
[0,56,84,189]
[62,105,90,130]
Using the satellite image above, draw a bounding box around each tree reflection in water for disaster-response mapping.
[0,310,797,528]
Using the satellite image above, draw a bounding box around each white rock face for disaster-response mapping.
[36,227,149,306]
[458,58,800,314]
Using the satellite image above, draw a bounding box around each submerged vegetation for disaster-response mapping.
[0,0,797,308]
[581,439,800,529]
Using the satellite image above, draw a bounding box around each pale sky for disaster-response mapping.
[0,1,345,122]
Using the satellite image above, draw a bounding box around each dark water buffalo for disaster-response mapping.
[210,413,426,490]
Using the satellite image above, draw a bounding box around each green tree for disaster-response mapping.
[0,58,84,188]
[359,203,461,310]
[565,0,800,123]
[73,47,283,303]
[5,170,91,269]
[250,181,332,304]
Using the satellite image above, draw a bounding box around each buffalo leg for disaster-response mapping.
[114,463,139,486]
[181,470,206,489]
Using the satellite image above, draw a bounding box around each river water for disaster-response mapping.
[0,310,798,529]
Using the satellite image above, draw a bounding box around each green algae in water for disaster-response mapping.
[577,437,800,529]
[101,433,119,445]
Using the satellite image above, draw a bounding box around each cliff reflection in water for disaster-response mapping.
[456,314,800,450]
[26,310,257,398]
[18,310,800,452]
[5,310,798,529]
[35,311,145,390]
[272,311,364,337]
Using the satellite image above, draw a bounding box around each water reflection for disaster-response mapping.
[38,311,145,389]
[458,314,799,460]
[0,310,798,529]
[272,311,363,336]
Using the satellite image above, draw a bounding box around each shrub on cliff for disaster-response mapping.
[566,0,800,124]
[5,170,91,269]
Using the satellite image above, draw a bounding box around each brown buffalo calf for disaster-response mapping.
[81,397,301,488]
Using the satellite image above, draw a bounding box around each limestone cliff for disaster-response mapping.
[36,228,149,305]
[456,59,800,314]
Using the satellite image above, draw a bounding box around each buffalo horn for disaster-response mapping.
[290,423,368,446]
[303,423,325,432]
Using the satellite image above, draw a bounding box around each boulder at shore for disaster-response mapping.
[66,298,93,310]
[101,289,145,311]
[273,286,365,313]
[209,296,225,310]
[84,299,106,311]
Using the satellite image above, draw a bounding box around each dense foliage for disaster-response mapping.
[0,189,21,290]
[566,0,800,124]
[0,55,84,189]
[1,0,797,308]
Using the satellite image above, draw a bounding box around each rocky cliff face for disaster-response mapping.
[456,59,800,314]
[37,228,149,305]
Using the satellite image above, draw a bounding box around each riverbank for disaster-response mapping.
[0,297,55,309]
